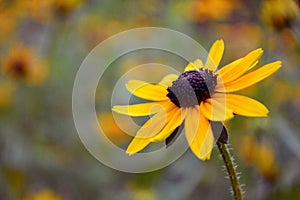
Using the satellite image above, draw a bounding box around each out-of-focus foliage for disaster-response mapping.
[0,0,300,200]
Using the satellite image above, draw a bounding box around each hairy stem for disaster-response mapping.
[217,141,243,200]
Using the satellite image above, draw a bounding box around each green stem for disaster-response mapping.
[217,141,243,200]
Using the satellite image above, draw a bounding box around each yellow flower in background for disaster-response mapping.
[260,0,299,30]
[53,0,83,16]
[2,45,48,85]
[0,80,15,109]
[98,112,132,145]
[132,187,157,200]
[15,0,82,22]
[189,0,237,22]
[16,0,54,22]
[239,136,278,180]
[113,40,281,160]
[255,142,278,179]
[23,189,62,200]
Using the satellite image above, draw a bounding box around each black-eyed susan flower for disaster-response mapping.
[260,0,299,31]
[112,40,281,160]
[2,45,48,85]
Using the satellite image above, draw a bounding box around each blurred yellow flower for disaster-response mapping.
[126,182,157,200]
[189,0,237,22]
[98,112,132,145]
[53,0,83,16]
[239,135,278,180]
[16,0,54,22]
[16,0,82,22]
[0,80,15,108]
[113,40,281,160]
[23,189,62,200]
[255,142,278,179]
[2,45,48,85]
[260,0,299,30]
[132,187,157,200]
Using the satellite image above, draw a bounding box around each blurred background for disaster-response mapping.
[1,0,300,199]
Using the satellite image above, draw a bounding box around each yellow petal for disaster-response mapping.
[159,74,178,88]
[218,48,263,84]
[185,107,214,160]
[218,61,282,92]
[223,94,269,117]
[151,108,187,142]
[217,58,242,77]
[126,80,169,101]
[126,107,177,155]
[126,138,151,156]
[204,40,224,71]
[194,59,204,69]
[184,107,200,144]
[184,59,203,72]
[198,127,214,160]
[201,99,234,121]
[112,101,172,116]
[133,105,177,139]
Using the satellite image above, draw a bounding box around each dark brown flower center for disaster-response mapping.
[167,69,217,108]
[11,61,28,78]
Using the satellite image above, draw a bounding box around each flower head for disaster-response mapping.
[113,40,281,160]
[1,45,48,85]
[260,0,299,30]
